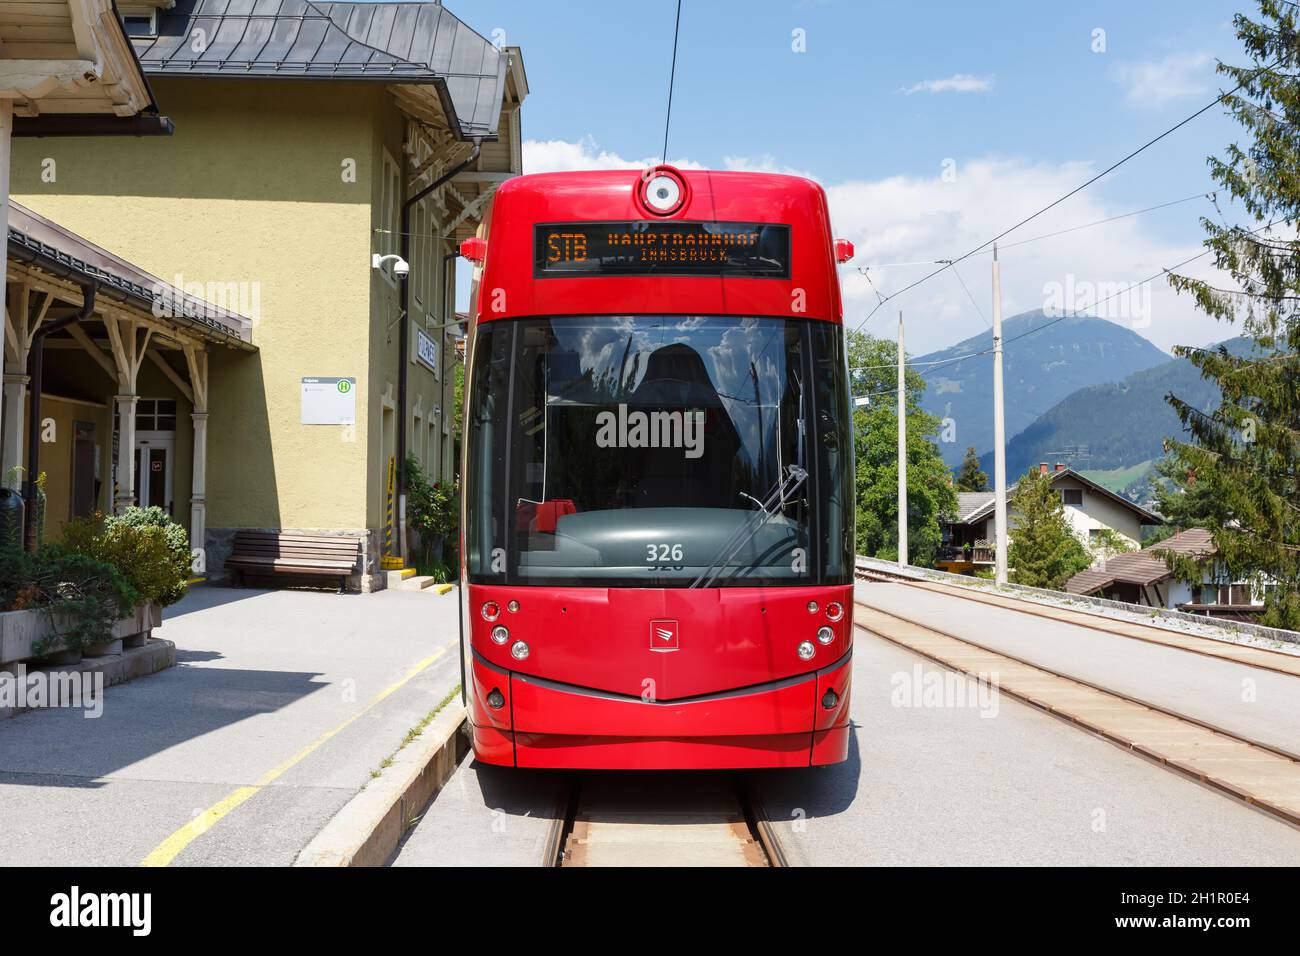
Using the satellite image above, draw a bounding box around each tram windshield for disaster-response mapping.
[465,316,852,587]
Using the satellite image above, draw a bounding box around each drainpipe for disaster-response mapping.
[24,281,97,550]
[396,137,481,560]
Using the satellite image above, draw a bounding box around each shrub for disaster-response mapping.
[17,547,138,652]
[405,456,458,539]
[62,507,191,608]
[405,456,459,578]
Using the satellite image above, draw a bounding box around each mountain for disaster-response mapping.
[986,336,1255,485]
[915,311,1170,467]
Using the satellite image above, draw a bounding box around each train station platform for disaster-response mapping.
[0,584,461,866]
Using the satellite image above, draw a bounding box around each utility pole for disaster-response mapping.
[897,311,908,568]
[992,244,1008,585]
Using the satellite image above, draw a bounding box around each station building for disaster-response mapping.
[4,0,527,589]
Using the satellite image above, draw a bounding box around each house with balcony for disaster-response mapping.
[937,463,1161,575]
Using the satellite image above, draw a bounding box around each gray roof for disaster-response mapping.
[955,492,994,522]
[7,201,254,349]
[132,0,507,139]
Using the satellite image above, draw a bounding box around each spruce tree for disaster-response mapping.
[955,445,989,492]
[1163,1,1300,628]
[1007,469,1092,589]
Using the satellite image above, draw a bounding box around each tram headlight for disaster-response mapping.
[507,600,520,613]
[491,625,509,645]
[797,640,816,661]
[806,601,819,614]
[511,640,530,661]
[481,601,500,622]
[816,626,834,645]
[825,602,844,622]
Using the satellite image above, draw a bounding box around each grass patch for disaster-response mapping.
[366,684,461,784]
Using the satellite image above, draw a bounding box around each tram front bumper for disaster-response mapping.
[468,649,852,770]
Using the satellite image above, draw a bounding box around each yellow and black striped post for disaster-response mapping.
[380,454,403,570]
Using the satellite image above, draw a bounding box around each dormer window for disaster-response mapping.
[123,13,158,37]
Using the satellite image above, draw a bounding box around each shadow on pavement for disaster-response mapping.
[0,662,329,788]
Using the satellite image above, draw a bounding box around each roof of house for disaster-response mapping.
[7,200,255,349]
[955,491,994,522]
[131,0,507,139]
[1064,527,1216,595]
[952,467,1162,526]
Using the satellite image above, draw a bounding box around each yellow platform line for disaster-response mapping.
[140,644,451,867]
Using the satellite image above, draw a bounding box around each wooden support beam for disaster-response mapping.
[66,322,118,380]
[148,349,194,403]
[183,344,208,412]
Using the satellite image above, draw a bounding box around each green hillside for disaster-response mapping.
[1080,460,1160,502]
[985,337,1254,481]
[916,312,1170,468]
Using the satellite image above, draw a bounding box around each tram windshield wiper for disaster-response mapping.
[690,465,808,589]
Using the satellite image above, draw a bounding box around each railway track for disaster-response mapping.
[857,566,1300,678]
[853,599,1300,828]
[545,773,784,867]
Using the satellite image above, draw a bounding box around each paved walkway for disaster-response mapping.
[0,584,461,866]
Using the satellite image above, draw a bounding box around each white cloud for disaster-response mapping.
[523,136,705,174]
[1115,52,1215,106]
[900,74,994,95]
[516,139,1237,355]
[828,157,1232,353]
[524,138,818,180]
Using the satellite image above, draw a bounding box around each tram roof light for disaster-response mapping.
[834,238,855,264]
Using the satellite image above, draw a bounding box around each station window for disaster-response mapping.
[114,398,177,432]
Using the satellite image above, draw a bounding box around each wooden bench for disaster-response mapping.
[225,531,362,592]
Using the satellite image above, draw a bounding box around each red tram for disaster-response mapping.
[458,166,855,769]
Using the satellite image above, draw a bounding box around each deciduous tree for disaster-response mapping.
[848,331,956,566]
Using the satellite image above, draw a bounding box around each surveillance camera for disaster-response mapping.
[371,253,411,279]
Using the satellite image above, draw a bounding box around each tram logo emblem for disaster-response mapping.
[650,619,680,652]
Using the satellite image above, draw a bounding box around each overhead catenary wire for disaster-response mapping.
[853,191,1214,271]
[851,60,1279,334]
[661,0,684,164]
[848,217,1285,390]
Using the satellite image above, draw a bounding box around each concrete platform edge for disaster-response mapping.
[294,703,469,867]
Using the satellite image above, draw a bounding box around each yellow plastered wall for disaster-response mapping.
[11,78,396,533]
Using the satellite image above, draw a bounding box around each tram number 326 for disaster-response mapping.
[646,543,684,563]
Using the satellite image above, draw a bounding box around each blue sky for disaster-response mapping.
[445,0,1258,354]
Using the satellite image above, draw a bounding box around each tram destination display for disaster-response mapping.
[535,221,790,278]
